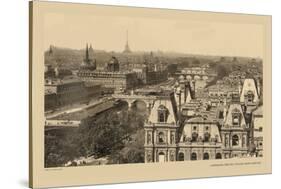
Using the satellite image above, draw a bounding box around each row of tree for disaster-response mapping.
[45,107,146,168]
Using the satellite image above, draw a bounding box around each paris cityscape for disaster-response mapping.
[44,31,263,167]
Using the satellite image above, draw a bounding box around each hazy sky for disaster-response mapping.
[43,12,264,58]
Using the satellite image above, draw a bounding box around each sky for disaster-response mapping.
[43,11,264,58]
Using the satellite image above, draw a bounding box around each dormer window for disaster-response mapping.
[232,109,241,126]
[245,91,254,103]
[157,105,169,123]
[233,115,240,126]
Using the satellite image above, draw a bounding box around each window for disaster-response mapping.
[219,111,224,119]
[203,153,209,160]
[247,91,254,103]
[191,153,197,160]
[193,126,197,131]
[216,153,222,159]
[158,132,165,143]
[232,115,240,126]
[242,136,246,147]
[192,132,198,142]
[157,105,169,123]
[147,133,152,144]
[158,112,165,122]
[158,152,165,163]
[204,132,210,142]
[170,133,175,144]
[178,152,184,161]
[232,135,239,146]
[215,134,219,142]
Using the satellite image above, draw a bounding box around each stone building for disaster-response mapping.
[45,78,87,111]
[144,91,179,163]
[77,44,138,93]
[144,78,262,162]
[107,56,119,72]
[174,76,193,109]
[251,106,263,157]
[44,78,101,111]
[178,116,223,161]
[220,103,250,158]
[240,78,260,107]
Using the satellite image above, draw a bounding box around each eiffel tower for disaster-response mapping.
[123,30,131,53]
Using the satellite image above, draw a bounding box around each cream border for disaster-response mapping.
[29,1,272,188]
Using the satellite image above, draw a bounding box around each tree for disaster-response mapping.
[45,107,146,167]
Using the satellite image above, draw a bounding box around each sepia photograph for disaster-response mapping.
[43,5,264,168]
[26,0,273,187]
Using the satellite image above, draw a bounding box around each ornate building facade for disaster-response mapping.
[144,76,263,163]
[144,91,179,163]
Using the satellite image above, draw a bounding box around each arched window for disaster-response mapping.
[192,132,198,142]
[232,135,239,146]
[158,105,169,123]
[158,112,165,122]
[203,153,209,160]
[204,132,210,142]
[178,152,184,161]
[158,132,165,143]
[215,153,222,159]
[191,152,197,160]
[232,115,240,126]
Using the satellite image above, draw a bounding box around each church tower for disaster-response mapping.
[123,30,131,53]
[79,43,96,71]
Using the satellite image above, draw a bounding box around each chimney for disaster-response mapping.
[238,81,242,95]
[223,106,227,122]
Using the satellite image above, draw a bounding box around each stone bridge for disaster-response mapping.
[112,94,157,112]
[175,72,217,80]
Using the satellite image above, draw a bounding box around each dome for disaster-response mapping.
[179,75,185,81]
[108,56,119,65]
[107,56,120,72]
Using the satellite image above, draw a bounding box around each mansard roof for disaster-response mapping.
[223,103,246,127]
[186,115,214,124]
[240,78,259,102]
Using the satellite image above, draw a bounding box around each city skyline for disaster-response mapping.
[44,12,264,58]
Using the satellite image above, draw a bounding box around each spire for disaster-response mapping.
[85,43,89,60]
[123,30,131,53]
[126,30,129,46]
